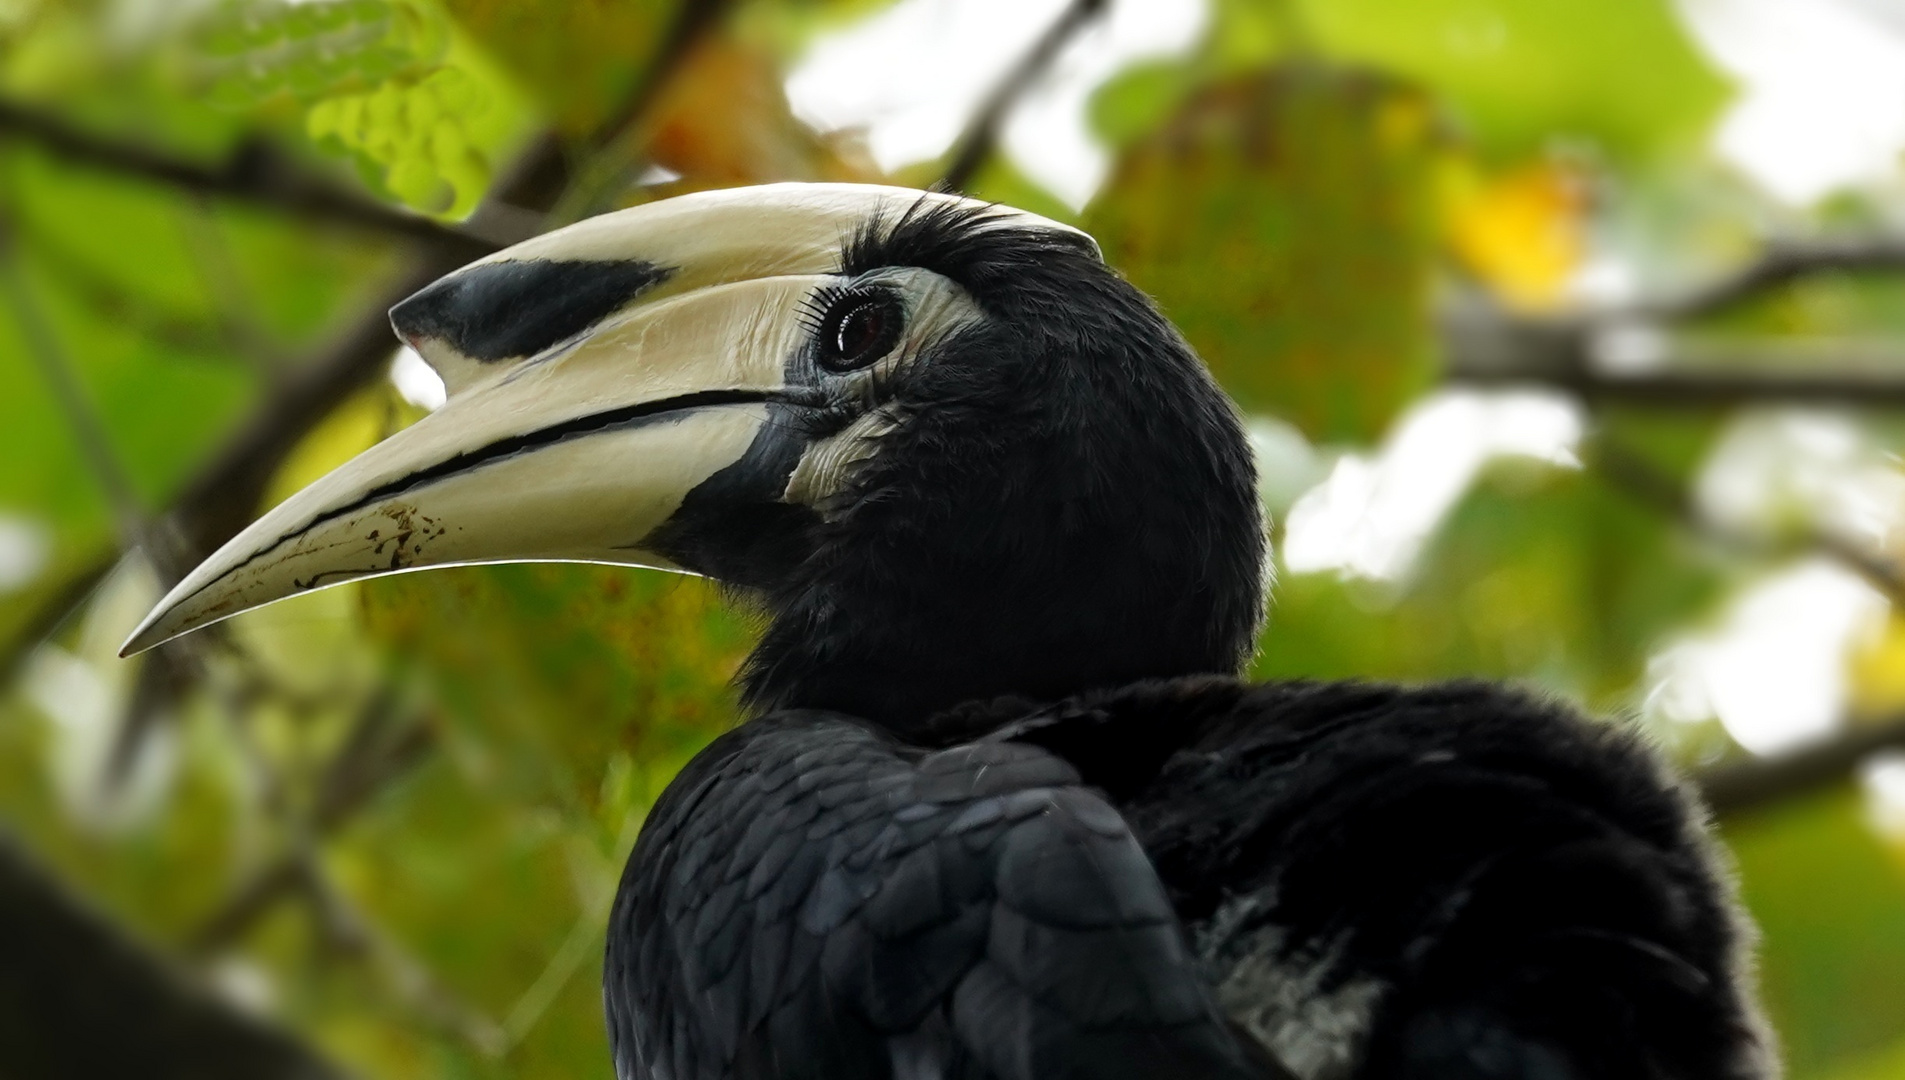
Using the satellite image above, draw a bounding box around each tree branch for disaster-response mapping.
[0,831,343,1080]
[1452,362,1905,407]
[1644,236,1905,322]
[1440,232,1905,407]
[934,0,1109,194]
[0,99,497,260]
[1698,712,1905,818]
[0,550,114,685]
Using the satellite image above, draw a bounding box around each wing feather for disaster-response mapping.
[606,711,1258,1080]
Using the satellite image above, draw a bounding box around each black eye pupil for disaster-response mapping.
[819,293,901,372]
[838,305,883,357]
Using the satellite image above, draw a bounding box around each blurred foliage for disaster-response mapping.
[1253,465,1729,706]
[3,1,1905,1078]
[1728,791,1905,1076]
[639,34,879,190]
[439,0,673,134]
[1088,65,1443,442]
[1297,0,1731,160]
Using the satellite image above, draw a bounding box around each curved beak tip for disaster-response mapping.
[119,583,208,657]
[118,612,170,658]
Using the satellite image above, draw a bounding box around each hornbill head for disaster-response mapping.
[124,183,1266,727]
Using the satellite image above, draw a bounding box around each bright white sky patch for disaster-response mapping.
[1861,751,1905,841]
[390,345,447,411]
[1646,559,1888,756]
[22,555,173,829]
[1281,390,1584,582]
[637,163,683,186]
[786,0,1207,208]
[1248,415,1329,517]
[1660,413,1905,757]
[208,956,279,1016]
[0,513,50,592]
[1696,410,1905,555]
[1677,0,1905,205]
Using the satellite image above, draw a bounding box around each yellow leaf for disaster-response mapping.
[1445,159,1586,311]
[1851,613,1905,716]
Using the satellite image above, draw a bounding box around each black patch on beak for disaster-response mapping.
[390,258,672,362]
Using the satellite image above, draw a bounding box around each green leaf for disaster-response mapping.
[1294,0,1732,161]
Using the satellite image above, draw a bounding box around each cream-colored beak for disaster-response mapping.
[122,183,1083,656]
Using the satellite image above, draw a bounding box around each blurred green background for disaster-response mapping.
[6,0,1905,1076]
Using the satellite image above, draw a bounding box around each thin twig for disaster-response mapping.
[0,550,115,685]
[1586,438,1905,819]
[542,0,742,225]
[1452,363,1905,408]
[1699,711,1905,817]
[177,197,286,371]
[499,911,601,1049]
[0,227,150,551]
[189,695,433,955]
[106,642,198,787]
[1587,437,1905,608]
[189,858,306,959]
[934,0,1109,194]
[1442,264,1905,820]
[1644,236,1905,322]
[1,224,204,787]
[208,833,506,1056]
[341,886,507,1056]
[497,806,645,1050]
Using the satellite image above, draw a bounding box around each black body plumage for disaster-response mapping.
[609,707,1264,1080]
[602,198,1771,1079]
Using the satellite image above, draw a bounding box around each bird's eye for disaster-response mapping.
[817,291,903,373]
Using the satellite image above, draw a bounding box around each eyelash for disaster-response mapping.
[796,284,849,339]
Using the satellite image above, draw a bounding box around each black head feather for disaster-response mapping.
[739,198,1267,731]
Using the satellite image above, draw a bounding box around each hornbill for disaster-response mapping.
[125,184,1774,1080]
